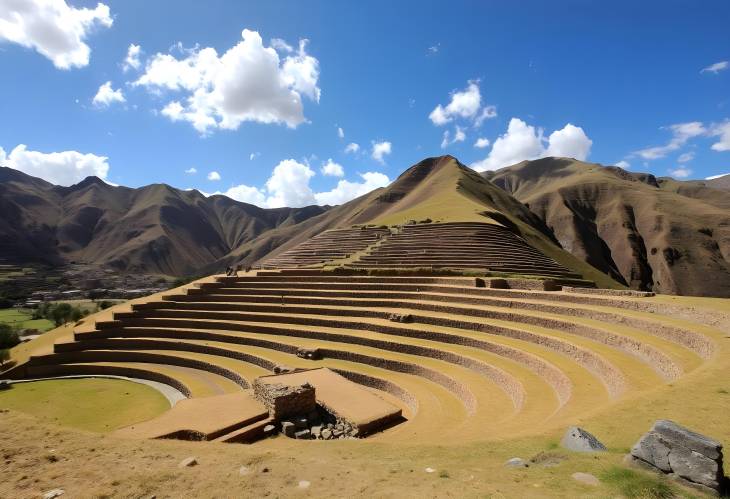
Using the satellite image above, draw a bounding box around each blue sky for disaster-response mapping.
[1,0,729,207]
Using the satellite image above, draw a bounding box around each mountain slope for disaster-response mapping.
[220,156,622,289]
[485,157,730,297]
[0,167,327,276]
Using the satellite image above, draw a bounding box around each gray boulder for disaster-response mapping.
[504,457,528,468]
[628,420,725,495]
[281,421,296,437]
[561,426,607,452]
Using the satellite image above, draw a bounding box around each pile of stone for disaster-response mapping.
[280,407,359,440]
[388,313,413,323]
[252,380,316,421]
[627,420,725,495]
[295,348,322,360]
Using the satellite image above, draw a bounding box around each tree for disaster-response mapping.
[50,303,73,326]
[0,324,20,349]
[0,349,10,367]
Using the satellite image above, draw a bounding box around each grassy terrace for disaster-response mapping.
[0,308,54,332]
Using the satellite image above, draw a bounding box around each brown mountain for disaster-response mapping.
[213,155,621,289]
[0,167,327,276]
[485,157,730,297]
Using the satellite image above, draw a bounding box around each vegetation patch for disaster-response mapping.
[600,466,678,499]
[0,378,169,432]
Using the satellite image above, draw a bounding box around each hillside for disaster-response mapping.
[219,156,622,289]
[485,157,730,297]
[0,167,327,276]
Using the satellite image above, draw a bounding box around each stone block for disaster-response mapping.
[253,380,316,421]
[561,426,607,452]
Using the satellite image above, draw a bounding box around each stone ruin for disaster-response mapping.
[252,378,361,440]
[627,420,726,495]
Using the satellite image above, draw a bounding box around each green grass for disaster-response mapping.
[600,466,680,499]
[0,378,170,432]
[0,308,54,332]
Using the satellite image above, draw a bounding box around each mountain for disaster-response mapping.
[485,157,730,297]
[215,155,622,289]
[0,167,327,276]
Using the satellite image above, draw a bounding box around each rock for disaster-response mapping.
[628,420,725,495]
[424,467,435,473]
[42,489,64,499]
[572,472,599,486]
[178,456,198,468]
[239,465,250,475]
[263,424,277,436]
[294,429,311,439]
[561,426,607,452]
[321,429,332,440]
[505,457,527,468]
[311,425,322,438]
[298,480,311,489]
[294,416,309,429]
[281,421,296,438]
[333,429,343,438]
[350,428,360,438]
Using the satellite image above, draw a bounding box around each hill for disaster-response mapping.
[0,167,326,276]
[216,155,620,288]
[485,157,730,297]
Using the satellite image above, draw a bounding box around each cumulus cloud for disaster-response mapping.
[314,171,390,205]
[710,121,730,152]
[249,152,260,161]
[668,167,692,179]
[474,137,490,149]
[633,122,706,160]
[371,141,392,163]
[270,38,293,53]
[471,118,593,171]
[0,0,112,69]
[207,170,221,181]
[544,123,593,159]
[122,43,141,72]
[320,158,344,177]
[429,80,496,127]
[701,61,728,74]
[337,126,344,139]
[440,126,466,149]
[615,160,631,169]
[92,81,125,107]
[1,143,109,185]
[344,142,360,154]
[220,183,266,205]
[133,29,320,134]
[263,159,316,207]
[184,167,197,174]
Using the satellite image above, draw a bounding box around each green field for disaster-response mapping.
[0,378,170,432]
[0,308,54,332]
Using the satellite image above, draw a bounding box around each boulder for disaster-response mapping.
[505,457,528,468]
[321,429,333,440]
[281,421,296,438]
[178,456,198,468]
[294,429,311,440]
[628,420,725,495]
[561,426,607,452]
[42,489,65,499]
[263,424,277,436]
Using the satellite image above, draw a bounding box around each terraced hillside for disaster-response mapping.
[4,270,716,443]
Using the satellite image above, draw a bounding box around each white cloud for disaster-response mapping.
[1,143,109,185]
[344,142,360,154]
[337,126,344,139]
[122,43,141,72]
[184,167,197,174]
[264,159,316,208]
[710,121,730,152]
[429,80,496,127]
[220,183,266,205]
[471,118,592,171]
[371,141,392,163]
[441,126,466,148]
[0,0,112,69]
[270,38,293,53]
[249,152,260,161]
[615,160,631,169]
[544,123,593,159]
[634,122,706,160]
[474,137,490,149]
[207,170,221,181]
[134,29,320,134]
[677,152,694,163]
[0,146,5,163]
[668,167,692,179]
[427,43,440,55]
[706,173,730,180]
[92,81,125,107]
[701,61,728,74]
[320,158,344,177]
[315,172,390,205]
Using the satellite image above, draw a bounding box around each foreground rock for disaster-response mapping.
[561,426,606,452]
[627,420,725,495]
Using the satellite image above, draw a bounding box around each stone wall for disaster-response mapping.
[253,380,316,420]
